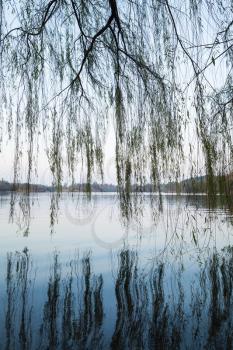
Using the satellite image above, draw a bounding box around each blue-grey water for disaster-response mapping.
[0,193,233,349]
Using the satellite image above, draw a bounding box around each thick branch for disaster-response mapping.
[71,14,114,84]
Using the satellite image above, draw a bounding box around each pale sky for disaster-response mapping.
[0,118,117,185]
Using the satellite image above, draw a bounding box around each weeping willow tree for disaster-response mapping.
[1,0,233,215]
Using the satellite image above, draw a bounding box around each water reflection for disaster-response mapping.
[3,192,233,240]
[2,247,233,349]
[5,248,33,350]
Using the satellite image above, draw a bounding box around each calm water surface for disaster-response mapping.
[0,193,233,349]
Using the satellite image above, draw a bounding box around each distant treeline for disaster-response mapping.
[0,180,117,193]
[0,180,53,193]
[163,174,233,195]
[1,175,233,193]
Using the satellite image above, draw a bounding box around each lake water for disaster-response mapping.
[0,193,233,349]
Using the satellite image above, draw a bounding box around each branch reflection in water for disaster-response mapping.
[2,246,233,349]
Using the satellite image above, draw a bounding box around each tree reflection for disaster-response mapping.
[3,247,233,349]
[111,250,147,349]
[5,248,33,350]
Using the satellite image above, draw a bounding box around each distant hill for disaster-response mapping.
[161,174,233,194]
[1,175,233,194]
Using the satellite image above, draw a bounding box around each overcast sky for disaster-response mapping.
[0,119,117,185]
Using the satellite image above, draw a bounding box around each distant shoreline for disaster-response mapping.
[0,174,231,195]
[0,190,217,196]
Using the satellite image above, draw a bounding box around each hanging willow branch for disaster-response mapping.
[1,0,233,216]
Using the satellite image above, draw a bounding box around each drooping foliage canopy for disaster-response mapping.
[1,0,233,212]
